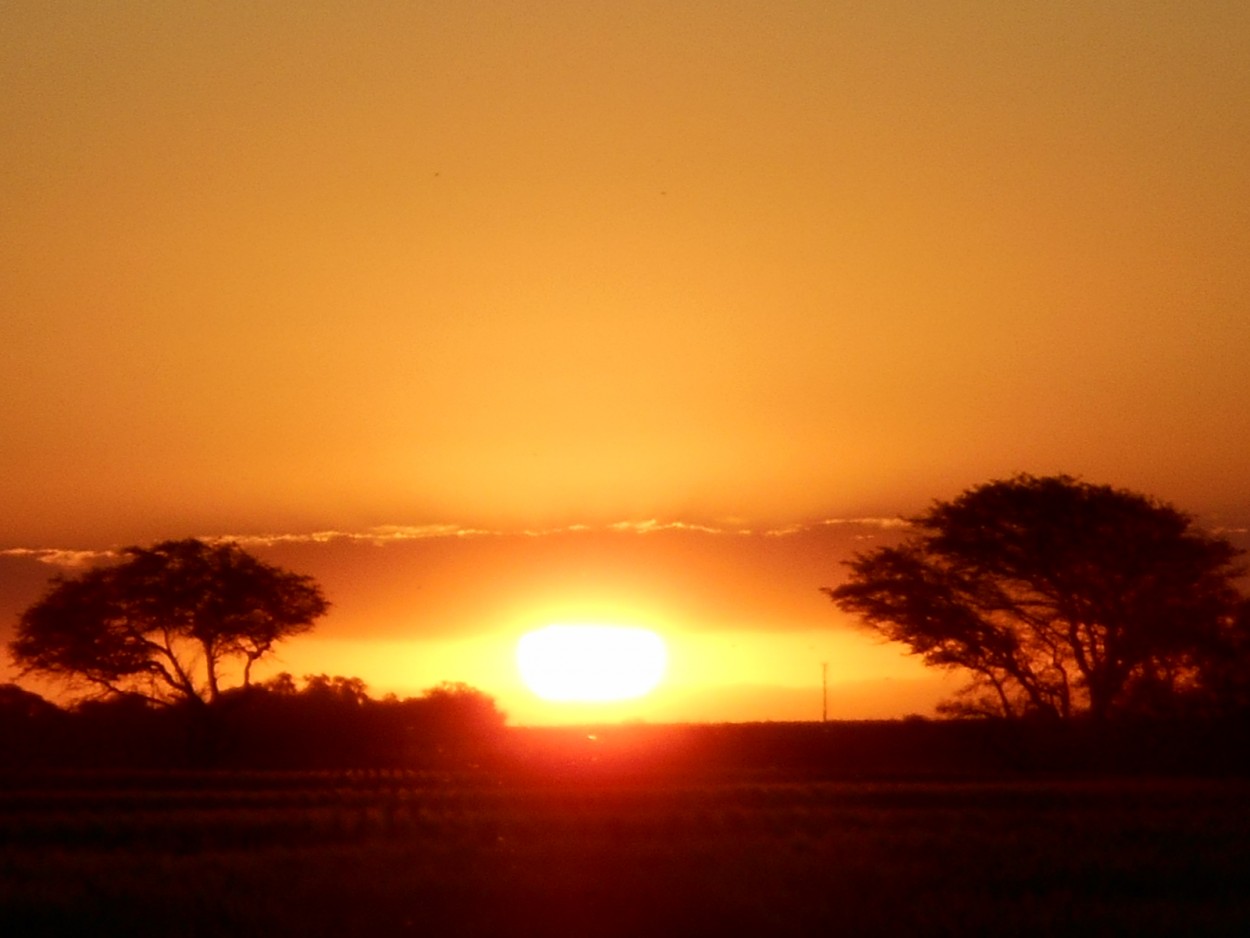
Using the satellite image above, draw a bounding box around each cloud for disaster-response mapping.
[0,547,115,567]
[763,517,911,538]
[521,524,592,537]
[607,519,729,535]
[204,525,496,549]
[817,517,911,529]
[212,520,737,546]
[1,516,914,566]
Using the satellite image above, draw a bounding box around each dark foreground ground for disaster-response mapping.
[3,722,1249,936]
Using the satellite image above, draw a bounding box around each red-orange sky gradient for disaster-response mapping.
[3,3,1249,723]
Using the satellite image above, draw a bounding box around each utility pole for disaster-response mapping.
[821,661,828,723]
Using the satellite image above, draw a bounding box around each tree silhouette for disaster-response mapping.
[418,681,506,737]
[1191,596,1250,715]
[10,539,328,707]
[824,475,1245,720]
[211,674,506,768]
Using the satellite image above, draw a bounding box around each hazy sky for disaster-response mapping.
[3,2,1248,722]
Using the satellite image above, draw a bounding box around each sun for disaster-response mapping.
[516,624,668,702]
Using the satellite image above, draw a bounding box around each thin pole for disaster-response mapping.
[821,661,828,723]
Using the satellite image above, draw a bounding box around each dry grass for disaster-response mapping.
[2,770,1249,936]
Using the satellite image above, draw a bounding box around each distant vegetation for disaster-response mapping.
[0,673,504,770]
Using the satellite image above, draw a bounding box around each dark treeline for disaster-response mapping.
[7,673,1250,778]
[0,675,505,771]
[500,717,1250,781]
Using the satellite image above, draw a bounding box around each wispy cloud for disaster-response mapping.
[520,524,592,537]
[607,519,729,535]
[763,517,910,537]
[215,524,495,549]
[0,547,115,567]
[2,516,914,567]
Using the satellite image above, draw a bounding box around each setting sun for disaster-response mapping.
[516,625,668,703]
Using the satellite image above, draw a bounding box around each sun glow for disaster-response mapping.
[516,625,668,702]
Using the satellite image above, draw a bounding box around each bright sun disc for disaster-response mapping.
[516,625,668,702]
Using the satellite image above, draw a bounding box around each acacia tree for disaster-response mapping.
[824,475,1245,720]
[10,539,329,707]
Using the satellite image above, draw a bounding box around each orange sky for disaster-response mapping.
[3,2,1249,723]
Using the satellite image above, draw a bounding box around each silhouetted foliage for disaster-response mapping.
[824,475,1246,720]
[0,675,506,770]
[10,539,328,707]
[210,674,507,769]
[403,681,508,762]
[0,683,66,767]
[1193,596,1250,714]
[0,681,60,720]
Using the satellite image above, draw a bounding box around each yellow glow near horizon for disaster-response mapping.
[516,625,668,703]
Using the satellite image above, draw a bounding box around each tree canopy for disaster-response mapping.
[10,538,329,706]
[824,475,1246,720]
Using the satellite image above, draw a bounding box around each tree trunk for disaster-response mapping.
[202,638,221,704]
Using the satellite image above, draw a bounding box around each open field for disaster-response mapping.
[3,736,1250,937]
